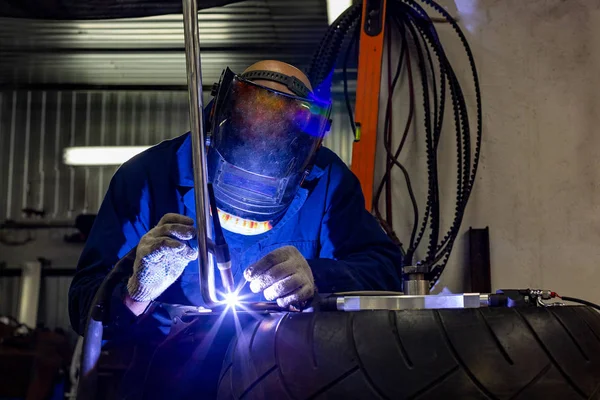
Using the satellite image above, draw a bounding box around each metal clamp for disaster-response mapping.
[334,293,489,311]
[402,265,430,295]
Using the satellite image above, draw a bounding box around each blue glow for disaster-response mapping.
[223,292,240,309]
[217,281,268,322]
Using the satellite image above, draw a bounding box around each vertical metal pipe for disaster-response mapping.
[182,0,219,307]
[18,261,42,328]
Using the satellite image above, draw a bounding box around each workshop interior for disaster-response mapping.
[1,0,600,399]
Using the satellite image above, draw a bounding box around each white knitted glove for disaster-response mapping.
[244,246,315,309]
[127,213,198,302]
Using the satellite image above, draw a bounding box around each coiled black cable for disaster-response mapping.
[307,3,362,95]
[397,8,441,263]
[342,22,360,138]
[373,18,419,255]
[402,0,482,284]
[310,0,481,287]
[378,0,481,285]
[400,2,466,262]
[381,1,478,283]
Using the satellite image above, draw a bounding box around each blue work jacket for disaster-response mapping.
[68,132,403,336]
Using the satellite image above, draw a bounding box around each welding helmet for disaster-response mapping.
[207,67,331,233]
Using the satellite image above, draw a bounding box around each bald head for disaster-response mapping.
[243,60,313,95]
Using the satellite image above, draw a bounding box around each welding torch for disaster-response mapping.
[207,183,234,294]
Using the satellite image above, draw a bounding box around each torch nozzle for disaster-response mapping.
[218,262,234,293]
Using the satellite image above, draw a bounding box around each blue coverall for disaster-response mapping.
[68,132,403,336]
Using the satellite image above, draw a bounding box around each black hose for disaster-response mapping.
[307,3,361,95]
[405,0,482,285]
[386,0,481,286]
[400,3,465,264]
[342,23,360,139]
[78,319,103,399]
[560,296,600,312]
[77,248,136,400]
[310,0,481,287]
[399,10,440,263]
[373,16,419,255]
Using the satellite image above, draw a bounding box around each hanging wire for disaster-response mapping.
[307,0,481,287]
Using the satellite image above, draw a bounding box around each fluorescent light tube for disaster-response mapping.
[327,0,353,25]
[63,146,150,166]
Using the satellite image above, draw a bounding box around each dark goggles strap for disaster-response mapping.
[240,70,311,98]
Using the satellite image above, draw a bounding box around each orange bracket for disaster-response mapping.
[351,0,387,211]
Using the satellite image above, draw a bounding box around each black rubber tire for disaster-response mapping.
[217,306,600,399]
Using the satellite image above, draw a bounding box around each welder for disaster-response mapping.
[68,60,403,338]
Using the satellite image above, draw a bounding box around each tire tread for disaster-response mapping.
[219,306,600,399]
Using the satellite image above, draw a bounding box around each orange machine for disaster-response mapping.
[351,0,387,210]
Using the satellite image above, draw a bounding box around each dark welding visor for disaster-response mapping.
[207,68,331,223]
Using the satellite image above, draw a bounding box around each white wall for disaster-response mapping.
[376,0,600,303]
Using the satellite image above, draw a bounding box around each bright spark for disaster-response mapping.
[223,292,240,309]
[217,280,269,321]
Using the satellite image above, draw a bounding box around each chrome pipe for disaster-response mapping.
[182,0,219,307]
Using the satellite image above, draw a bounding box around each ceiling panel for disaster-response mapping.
[0,0,329,86]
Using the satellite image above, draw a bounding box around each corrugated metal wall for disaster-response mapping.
[0,89,352,221]
[0,90,190,220]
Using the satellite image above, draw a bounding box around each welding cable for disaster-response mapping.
[372,5,445,265]
[405,15,464,264]
[396,0,480,282]
[402,8,443,263]
[373,18,420,261]
[307,3,361,93]
[311,0,481,287]
[384,22,395,227]
[392,12,436,262]
[374,31,404,238]
[371,0,479,287]
[403,0,482,283]
[398,9,441,263]
[416,0,483,199]
[314,6,360,84]
[400,4,461,263]
[373,19,407,236]
[413,2,478,205]
[77,248,136,400]
[402,6,449,258]
[342,22,360,139]
[558,296,600,312]
[381,0,481,286]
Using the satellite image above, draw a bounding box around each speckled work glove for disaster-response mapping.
[244,246,316,309]
[127,213,198,302]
